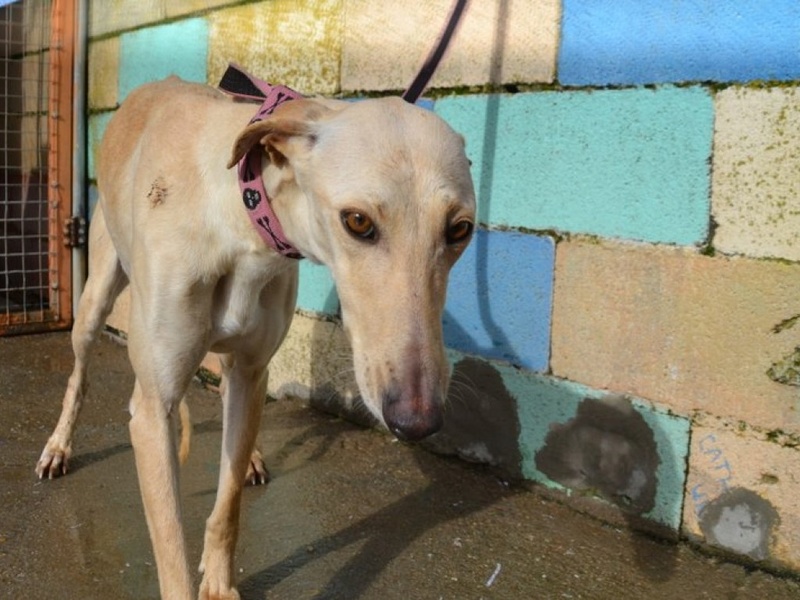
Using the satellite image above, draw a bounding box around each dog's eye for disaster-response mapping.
[341,210,376,240]
[446,219,473,245]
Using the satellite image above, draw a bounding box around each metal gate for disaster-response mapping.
[1,0,75,335]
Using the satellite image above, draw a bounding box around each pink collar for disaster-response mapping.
[219,64,304,259]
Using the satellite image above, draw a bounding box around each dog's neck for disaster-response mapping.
[220,64,304,260]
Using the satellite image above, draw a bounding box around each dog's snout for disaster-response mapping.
[382,393,443,442]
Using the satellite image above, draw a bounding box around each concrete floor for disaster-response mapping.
[1,332,799,600]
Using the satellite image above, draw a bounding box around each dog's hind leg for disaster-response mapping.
[244,443,268,486]
[36,204,128,479]
[199,354,267,600]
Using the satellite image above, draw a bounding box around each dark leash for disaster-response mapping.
[401,0,470,104]
[220,0,469,104]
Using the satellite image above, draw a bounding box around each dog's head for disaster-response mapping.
[230,97,476,441]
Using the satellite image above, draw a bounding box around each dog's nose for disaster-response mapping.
[382,393,443,441]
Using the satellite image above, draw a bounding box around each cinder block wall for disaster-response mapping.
[86,0,800,573]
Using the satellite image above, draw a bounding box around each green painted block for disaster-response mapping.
[118,18,209,101]
[297,261,338,315]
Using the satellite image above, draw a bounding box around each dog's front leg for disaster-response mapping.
[36,206,127,479]
[129,379,194,600]
[199,355,267,600]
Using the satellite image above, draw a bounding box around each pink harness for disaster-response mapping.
[219,64,304,259]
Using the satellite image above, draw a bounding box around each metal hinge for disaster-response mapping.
[63,216,87,248]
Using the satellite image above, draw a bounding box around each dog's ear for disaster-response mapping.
[227,99,330,169]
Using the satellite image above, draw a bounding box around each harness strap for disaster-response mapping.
[219,63,304,259]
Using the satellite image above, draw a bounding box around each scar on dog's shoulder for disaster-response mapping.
[147,176,168,207]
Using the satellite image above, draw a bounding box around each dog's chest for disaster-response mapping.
[209,255,298,354]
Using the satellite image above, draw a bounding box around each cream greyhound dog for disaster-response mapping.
[35,75,475,599]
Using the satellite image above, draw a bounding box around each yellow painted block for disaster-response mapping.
[713,86,800,261]
[88,38,119,110]
[683,420,800,571]
[267,312,358,405]
[21,52,47,115]
[551,239,800,433]
[19,115,47,176]
[23,0,49,53]
[89,0,165,37]
[342,0,560,92]
[208,0,342,95]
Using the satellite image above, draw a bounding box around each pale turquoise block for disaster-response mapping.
[497,362,689,530]
[435,88,713,245]
[297,261,338,315]
[118,18,208,101]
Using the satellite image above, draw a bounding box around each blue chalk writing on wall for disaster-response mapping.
[693,433,734,514]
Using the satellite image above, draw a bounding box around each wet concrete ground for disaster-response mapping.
[2,332,800,600]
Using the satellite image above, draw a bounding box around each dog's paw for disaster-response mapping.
[35,444,71,479]
[199,576,241,600]
[245,448,269,486]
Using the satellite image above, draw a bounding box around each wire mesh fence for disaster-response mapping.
[1,0,72,335]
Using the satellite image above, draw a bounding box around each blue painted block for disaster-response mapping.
[435,88,712,245]
[119,18,209,101]
[443,229,554,372]
[297,261,338,315]
[493,361,690,530]
[560,0,800,85]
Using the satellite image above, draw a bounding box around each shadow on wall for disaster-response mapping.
[426,356,524,480]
